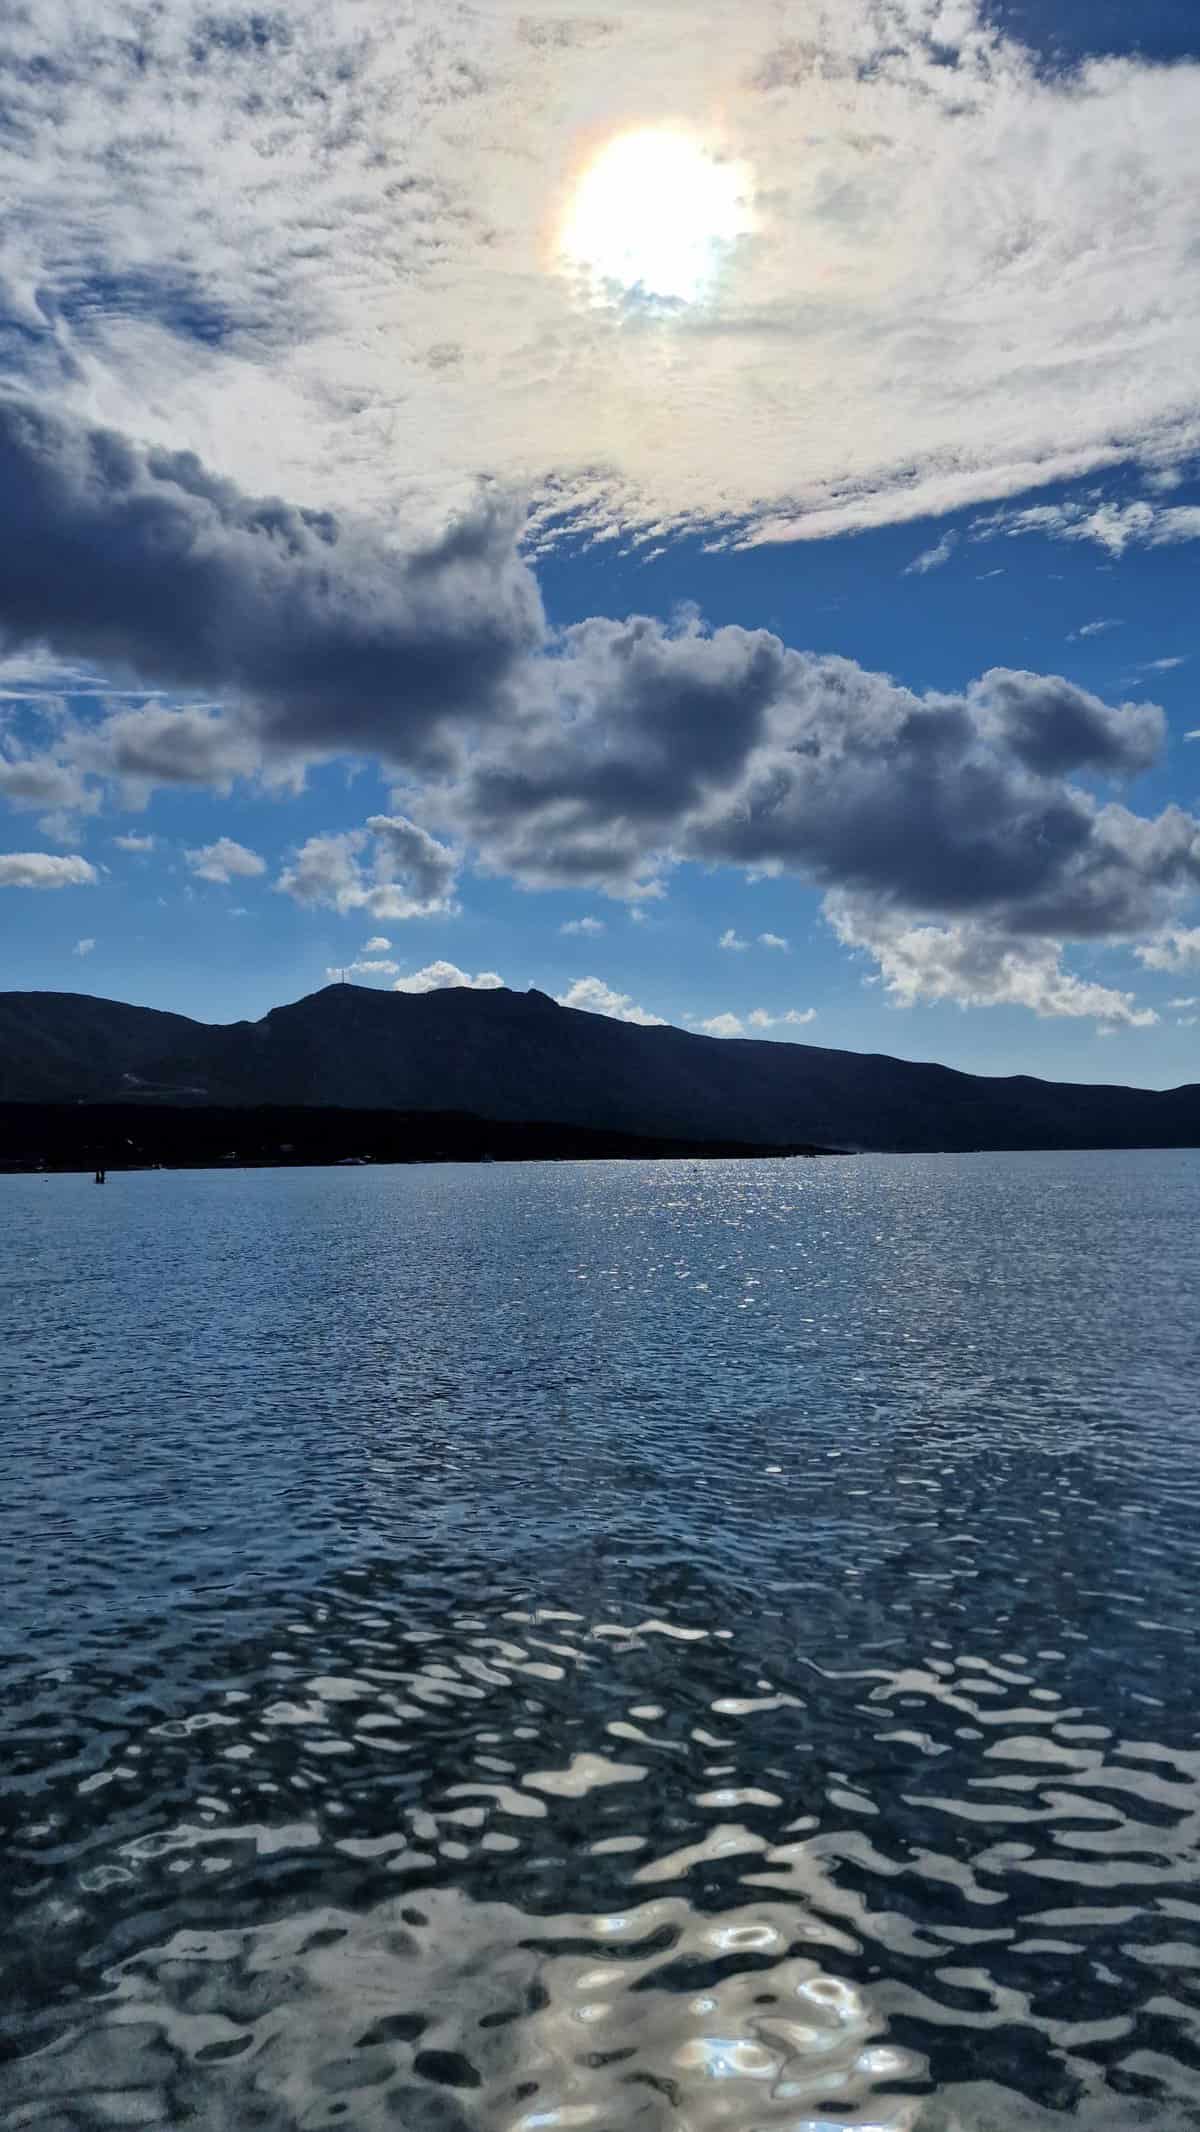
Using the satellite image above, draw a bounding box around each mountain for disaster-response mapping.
[1,982,1198,1151]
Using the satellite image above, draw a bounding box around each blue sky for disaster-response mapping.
[2,0,1199,1087]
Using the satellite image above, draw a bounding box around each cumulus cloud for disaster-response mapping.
[1135,929,1200,972]
[0,748,96,818]
[701,1012,746,1038]
[830,898,1158,1026]
[0,396,542,786]
[393,962,504,995]
[759,932,789,951]
[4,2,1200,548]
[73,936,96,956]
[362,935,391,952]
[433,618,1185,957]
[555,977,666,1026]
[278,816,458,921]
[186,837,267,884]
[113,832,156,853]
[0,388,1193,1025]
[560,916,605,936]
[719,927,748,951]
[0,852,98,889]
[84,706,262,792]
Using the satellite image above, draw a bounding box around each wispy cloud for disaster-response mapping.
[976,499,1200,559]
[3,1,1200,552]
[904,530,957,577]
[560,916,605,936]
[719,927,748,951]
[73,936,96,957]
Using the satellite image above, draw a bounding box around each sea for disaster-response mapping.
[2,1150,1199,2131]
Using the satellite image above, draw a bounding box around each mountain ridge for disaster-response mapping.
[1,982,1198,1152]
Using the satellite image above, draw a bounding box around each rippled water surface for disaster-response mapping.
[4,1152,1200,2130]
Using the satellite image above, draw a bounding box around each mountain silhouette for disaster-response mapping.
[1,982,1198,1151]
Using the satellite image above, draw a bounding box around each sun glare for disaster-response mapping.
[560,127,752,307]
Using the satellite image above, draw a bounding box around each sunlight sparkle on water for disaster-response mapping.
[560,127,752,306]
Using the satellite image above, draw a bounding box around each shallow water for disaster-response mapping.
[3,1151,1200,2129]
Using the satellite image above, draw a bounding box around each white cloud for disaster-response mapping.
[113,832,156,853]
[73,936,96,956]
[393,962,504,995]
[1135,929,1200,972]
[976,500,1200,559]
[327,959,400,981]
[758,932,789,951]
[748,1006,817,1029]
[560,916,606,936]
[0,852,98,889]
[719,927,748,951]
[830,898,1159,1026]
[1179,1015,1199,1028]
[362,936,392,952]
[1070,619,1122,641]
[1168,996,1199,1009]
[555,976,665,1026]
[186,837,267,884]
[904,530,957,576]
[6,2,1200,551]
[1186,729,1200,742]
[278,817,458,920]
[701,1012,746,1038]
[1145,657,1187,674]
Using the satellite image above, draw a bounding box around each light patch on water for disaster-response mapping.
[523,1754,648,1798]
[1,1886,925,2132]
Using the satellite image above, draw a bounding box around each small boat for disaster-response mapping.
[94,1167,106,1184]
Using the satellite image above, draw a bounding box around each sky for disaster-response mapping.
[2,0,1200,1087]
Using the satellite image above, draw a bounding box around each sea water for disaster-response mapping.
[3,1151,1199,2128]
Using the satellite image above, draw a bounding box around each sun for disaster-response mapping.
[560,127,752,308]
